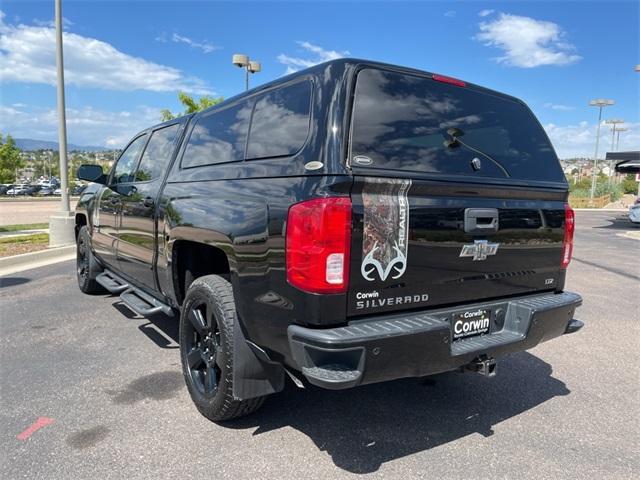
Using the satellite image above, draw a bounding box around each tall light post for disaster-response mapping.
[615,127,628,151]
[232,54,261,91]
[588,99,614,200]
[49,0,75,247]
[605,119,624,186]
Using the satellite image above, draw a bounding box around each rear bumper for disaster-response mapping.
[288,291,582,389]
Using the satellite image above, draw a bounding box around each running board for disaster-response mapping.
[120,288,174,317]
[96,271,129,294]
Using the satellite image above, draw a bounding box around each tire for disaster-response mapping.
[179,274,265,422]
[76,226,104,294]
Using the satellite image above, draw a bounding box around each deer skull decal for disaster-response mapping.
[361,242,407,281]
[360,178,411,282]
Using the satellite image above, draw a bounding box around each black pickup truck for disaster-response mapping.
[75,59,583,421]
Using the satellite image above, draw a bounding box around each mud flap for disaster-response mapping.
[232,318,285,400]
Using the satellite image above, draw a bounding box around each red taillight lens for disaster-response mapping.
[286,197,352,294]
[432,74,466,87]
[561,203,575,269]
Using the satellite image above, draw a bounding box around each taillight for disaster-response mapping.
[286,197,352,294]
[561,203,575,269]
[432,74,466,87]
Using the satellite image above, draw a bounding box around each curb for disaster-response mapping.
[0,244,75,276]
[573,208,629,212]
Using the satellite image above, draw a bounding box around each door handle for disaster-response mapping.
[143,196,155,208]
[464,208,499,234]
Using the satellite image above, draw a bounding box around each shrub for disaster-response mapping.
[621,175,638,195]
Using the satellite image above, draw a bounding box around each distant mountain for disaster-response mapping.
[14,138,109,152]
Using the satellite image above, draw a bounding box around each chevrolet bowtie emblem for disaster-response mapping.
[460,240,499,261]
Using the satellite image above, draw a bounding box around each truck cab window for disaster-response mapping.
[135,124,180,182]
[112,134,147,184]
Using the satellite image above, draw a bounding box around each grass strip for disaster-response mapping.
[0,233,50,245]
[0,223,49,233]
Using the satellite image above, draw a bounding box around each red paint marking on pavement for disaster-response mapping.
[16,417,55,441]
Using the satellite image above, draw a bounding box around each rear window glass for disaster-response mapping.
[182,100,253,168]
[247,81,312,159]
[350,68,564,182]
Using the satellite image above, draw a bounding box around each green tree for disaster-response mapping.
[621,174,639,194]
[160,91,224,121]
[0,134,24,183]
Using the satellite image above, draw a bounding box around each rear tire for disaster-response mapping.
[76,226,104,294]
[179,274,265,422]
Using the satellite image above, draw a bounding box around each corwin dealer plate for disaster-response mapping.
[451,309,491,341]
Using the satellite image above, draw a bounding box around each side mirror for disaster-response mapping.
[77,164,106,184]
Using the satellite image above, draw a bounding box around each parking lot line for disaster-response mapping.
[16,417,55,441]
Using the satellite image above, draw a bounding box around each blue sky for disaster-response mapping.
[0,0,638,157]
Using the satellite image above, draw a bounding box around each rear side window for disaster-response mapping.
[135,123,180,181]
[247,81,312,159]
[350,69,564,182]
[182,100,252,168]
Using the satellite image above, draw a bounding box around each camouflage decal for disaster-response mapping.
[361,178,411,282]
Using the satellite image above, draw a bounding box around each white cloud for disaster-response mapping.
[478,9,494,17]
[33,16,73,28]
[444,10,456,18]
[172,33,219,54]
[0,12,212,94]
[156,32,219,54]
[0,103,163,148]
[544,102,574,111]
[475,13,581,68]
[277,41,349,74]
[544,121,639,158]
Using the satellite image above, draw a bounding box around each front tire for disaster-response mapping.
[76,226,104,294]
[179,274,265,422]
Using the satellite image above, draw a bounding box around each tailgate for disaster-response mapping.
[347,177,567,316]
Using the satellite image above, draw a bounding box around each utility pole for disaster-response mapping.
[49,0,75,247]
[588,99,614,201]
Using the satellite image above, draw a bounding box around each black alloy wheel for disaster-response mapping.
[184,300,223,397]
[76,233,90,283]
[76,226,103,294]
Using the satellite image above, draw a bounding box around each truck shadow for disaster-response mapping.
[591,213,637,230]
[111,301,179,349]
[228,352,569,474]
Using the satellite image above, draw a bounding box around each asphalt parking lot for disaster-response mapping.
[1,210,638,479]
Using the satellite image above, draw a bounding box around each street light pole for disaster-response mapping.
[615,127,628,151]
[232,54,262,91]
[605,119,624,187]
[49,0,75,247]
[588,99,614,200]
[55,0,69,213]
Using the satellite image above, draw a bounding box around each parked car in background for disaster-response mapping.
[0,184,13,195]
[53,188,62,195]
[25,185,42,196]
[629,197,640,224]
[39,187,55,196]
[6,184,29,195]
